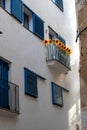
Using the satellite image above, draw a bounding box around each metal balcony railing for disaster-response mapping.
[46,44,71,69]
[0,78,19,114]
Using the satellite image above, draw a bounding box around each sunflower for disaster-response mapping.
[58,42,63,47]
[61,44,66,50]
[66,47,72,54]
[43,40,49,45]
[49,39,52,44]
[54,39,60,44]
[67,49,72,54]
[63,46,67,51]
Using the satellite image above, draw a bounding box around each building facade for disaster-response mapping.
[0,0,81,130]
[76,0,87,130]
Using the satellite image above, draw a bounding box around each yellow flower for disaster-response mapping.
[61,44,65,50]
[66,47,72,54]
[43,40,49,45]
[54,39,60,45]
[68,49,72,54]
[49,39,52,44]
[58,42,63,47]
[43,39,53,45]
[63,46,67,51]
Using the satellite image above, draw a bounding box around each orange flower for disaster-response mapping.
[54,39,60,44]
[63,46,67,51]
[66,47,72,54]
[43,40,49,45]
[61,44,65,50]
[66,47,69,51]
[58,42,63,47]
[43,39,53,45]
[67,49,72,54]
[49,39,52,44]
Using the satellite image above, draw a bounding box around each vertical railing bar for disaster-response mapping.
[15,85,16,112]
[0,78,19,113]
[18,86,19,112]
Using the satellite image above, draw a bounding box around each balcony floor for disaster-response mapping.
[0,107,19,117]
[47,59,71,74]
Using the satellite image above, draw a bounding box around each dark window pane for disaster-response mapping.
[52,82,63,107]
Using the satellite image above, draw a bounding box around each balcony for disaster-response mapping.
[46,44,71,73]
[0,78,19,114]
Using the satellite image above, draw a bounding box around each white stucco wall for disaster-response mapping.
[0,0,81,130]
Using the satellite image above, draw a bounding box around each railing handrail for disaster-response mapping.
[0,77,19,113]
[46,44,70,68]
[0,77,19,88]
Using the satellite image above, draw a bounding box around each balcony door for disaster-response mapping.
[0,60,9,109]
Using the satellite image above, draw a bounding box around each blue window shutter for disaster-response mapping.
[0,60,9,109]
[11,0,23,23]
[51,82,55,104]
[33,14,44,39]
[24,68,38,97]
[54,0,63,11]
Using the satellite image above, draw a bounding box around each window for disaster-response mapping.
[57,34,66,45]
[23,4,44,39]
[33,14,44,39]
[49,26,57,40]
[0,0,10,13]
[23,4,33,31]
[24,68,46,98]
[53,0,63,12]
[23,13,29,29]
[0,0,5,9]
[48,26,66,42]
[56,34,67,65]
[51,82,63,107]
[24,68,38,97]
[47,26,66,61]
[49,34,53,40]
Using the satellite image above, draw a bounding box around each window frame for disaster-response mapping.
[23,4,34,32]
[51,82,63,107]
[23,13,29,29]
[48,26,58,40]
[23,4,44,40]
[24,68,38,98]
[57,34,66,45]
[24,68,46,98]
[52,0,64,12]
